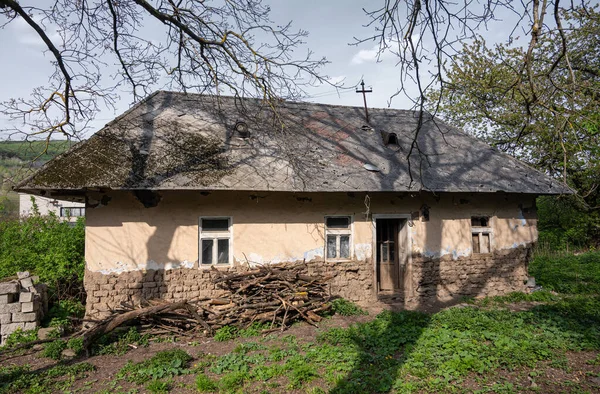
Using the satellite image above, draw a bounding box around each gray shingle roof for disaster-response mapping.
[16,91,571,195]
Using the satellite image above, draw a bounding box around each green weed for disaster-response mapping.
[2,328,38,348]
[218,371,248,392]
[0,362,94,394]
[214,325,238,342]
[118,349,192,384]
[67,337,85,356]
[146,379,171,394]
[42,339,67,360]
[94,326,149,356]
[331,298,368,316]
[195,373,218,392]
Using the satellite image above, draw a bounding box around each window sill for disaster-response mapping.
[199,264,232,270]
[325,258,353,263]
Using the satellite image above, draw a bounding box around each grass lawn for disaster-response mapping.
[1,252,599,393]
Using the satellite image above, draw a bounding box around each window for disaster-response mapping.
[200,217,231,265]
[60,207,85,217]
[471,216,492,254]
[325,216,352,260]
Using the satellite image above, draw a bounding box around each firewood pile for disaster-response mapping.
[78,265,335,349]
[203,265,334,330]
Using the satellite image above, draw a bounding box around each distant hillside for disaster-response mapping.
[0,140,75,219]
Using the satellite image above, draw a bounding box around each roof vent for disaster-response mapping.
[381,131,399,146]
[234,121,249,138]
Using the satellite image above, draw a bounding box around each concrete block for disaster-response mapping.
[0,302,23,313]
[20,277,34,289]
[0,282,20,295]
[17,271,30,279]
[12,312,37,323]
[1,322,25,336]
[19,292,34,303]
[23,322,37,331]
[0,313,11,324]
[21,302,39,313]
[0,293,16,304]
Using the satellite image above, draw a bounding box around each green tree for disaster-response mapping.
[428,7,600,247]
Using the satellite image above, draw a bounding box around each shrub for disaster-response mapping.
[331,298,368,316]
[195,373,218,392]
[530,251,600,294]
[0,204,85,302]
[46,299,86,330]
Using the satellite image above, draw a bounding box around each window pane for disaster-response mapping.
[340,236,350,258]
[471,216,489,227]
[202,219,229,232]
[217,239,229,264]
[472,234,480,254]
[326,235,337,258]
[481,233,490,253]
[326,217,350,229]
[201,239,213,264]
[381,242,389,262]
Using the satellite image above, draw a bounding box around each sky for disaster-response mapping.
[0,0,516,139]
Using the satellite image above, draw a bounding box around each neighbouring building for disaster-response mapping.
[15,91,571,317]
[19,193,85,223]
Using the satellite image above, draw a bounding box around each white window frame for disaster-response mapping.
[324,215,353,261]
[60,207,85,217]
[471,215,493,255]
[199,217,233,266]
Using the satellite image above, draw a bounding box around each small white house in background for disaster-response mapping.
[18,193,85,222]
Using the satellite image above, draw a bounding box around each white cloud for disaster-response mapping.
[9,15,61,49]
[351,44,396,65]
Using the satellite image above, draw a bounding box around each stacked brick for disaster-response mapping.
[84,260,374,318]
[83,245,532,318]
[0,272,48,345]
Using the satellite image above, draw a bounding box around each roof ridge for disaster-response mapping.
[151,90,420,114]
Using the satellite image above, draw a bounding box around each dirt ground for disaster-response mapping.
[2,310,599,393]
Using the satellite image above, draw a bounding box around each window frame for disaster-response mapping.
[324,215,353,262]
[60,207,85,217]
[471,215,493,255]
[199,216,233,266]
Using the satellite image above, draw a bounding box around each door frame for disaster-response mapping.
[372,214,413,296]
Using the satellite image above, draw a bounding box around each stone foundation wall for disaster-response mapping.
[85,260,374,318]
[84,246,531,317]
[0,272,48,344]
[410,246,530,304]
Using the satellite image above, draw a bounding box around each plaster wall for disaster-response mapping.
[84,191,537,273]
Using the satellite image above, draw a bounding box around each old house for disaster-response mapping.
[19,193,85,223]
[16,91,570,316]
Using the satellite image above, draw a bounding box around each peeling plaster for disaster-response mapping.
[237,247,324,266]
[354,243,372,260]
[416,246,472,260]
[94,260,194,274]
[516,209,527,229]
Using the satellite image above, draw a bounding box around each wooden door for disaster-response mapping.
[377,219,404,292]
